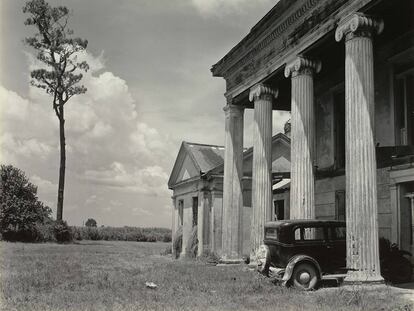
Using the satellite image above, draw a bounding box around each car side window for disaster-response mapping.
[303,227,325,240]
[328,226,346,240]
[294,228,301,241]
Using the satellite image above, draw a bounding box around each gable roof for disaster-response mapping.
[186,142,225,173]
[206,132,291,176]
[169,133,291,188]
[168,142,225,188]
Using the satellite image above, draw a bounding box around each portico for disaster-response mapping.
[212,0,414,283]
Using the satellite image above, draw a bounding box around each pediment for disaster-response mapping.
[169,148,201,188]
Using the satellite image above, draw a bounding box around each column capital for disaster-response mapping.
[335,13,384,42]
[223,104,244,118]
[284,56,321,78]
[249,83,278,102]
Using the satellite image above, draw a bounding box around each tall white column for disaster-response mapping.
[221,103,244,263]
[285,57,320,220]
[249,84,278,261]
[336,13,384,283]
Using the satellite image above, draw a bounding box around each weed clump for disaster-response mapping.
[172,226,183,259]
[189,225,198,258]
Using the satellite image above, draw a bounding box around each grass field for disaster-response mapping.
[0,241,413,311]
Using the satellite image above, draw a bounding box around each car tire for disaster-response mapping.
[291,262,318,291]
[256,245,270,275]
[389,257,413,284]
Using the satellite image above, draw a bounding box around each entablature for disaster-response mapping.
[211,0,377,100]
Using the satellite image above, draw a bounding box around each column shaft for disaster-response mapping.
[197,190,211,257]
[181,202,193,258]
[249,84,278,261]
[171,197,178,256]
[285,57,319,220]
[221,104,244,262]
[336,13,384,283]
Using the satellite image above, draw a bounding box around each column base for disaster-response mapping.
[343,270,384,285]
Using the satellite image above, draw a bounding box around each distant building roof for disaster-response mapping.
[169,133,291,188]
[185,142,225,173]
[168,141,226,188]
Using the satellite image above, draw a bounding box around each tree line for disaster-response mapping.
[0,164,171,243]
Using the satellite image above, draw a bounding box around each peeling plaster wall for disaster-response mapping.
[315,92,334,169]
[314,169,392,240]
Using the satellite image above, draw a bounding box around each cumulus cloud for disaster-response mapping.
[1,50,174,224]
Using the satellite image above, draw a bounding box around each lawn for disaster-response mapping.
[0,241,412,311]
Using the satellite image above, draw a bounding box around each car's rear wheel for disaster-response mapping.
[256,245,270,275]
[291,262,318,290]
[385,256,413,284]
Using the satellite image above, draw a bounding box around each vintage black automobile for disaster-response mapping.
[256,219,347,290]
[257,219,413,290]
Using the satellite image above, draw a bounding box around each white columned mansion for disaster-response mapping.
[170,0,414,284]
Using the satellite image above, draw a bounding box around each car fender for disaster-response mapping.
[281,255,322,285]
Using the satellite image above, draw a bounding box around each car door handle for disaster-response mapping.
[326,245,333,249]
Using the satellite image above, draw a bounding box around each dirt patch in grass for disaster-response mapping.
[0,241,412,311]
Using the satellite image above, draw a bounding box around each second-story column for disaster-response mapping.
[285,57,321,220]
[221,103,244,263]
[249,84,278,261]
[336,13,384,283]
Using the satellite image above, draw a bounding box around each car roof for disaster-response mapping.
[265,219,346,228]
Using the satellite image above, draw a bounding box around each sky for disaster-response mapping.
[0,0,289,228]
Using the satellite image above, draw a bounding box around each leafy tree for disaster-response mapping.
[23,0,89,221]
[0,165,51,241]
[85,218,97,227]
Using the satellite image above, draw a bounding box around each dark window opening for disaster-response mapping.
[192,197,198,227]
[335,190,346,221]
[395,68,414,146]
[334,91,345,169]
[178,200,184,226]
[274,200,285,220]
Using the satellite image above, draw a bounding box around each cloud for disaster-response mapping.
[1,133,53,160]
[30,175,57,194]
[83,162,171,197]
[191,0,275,17]
[1,50,175,225]
[132,207,153,217]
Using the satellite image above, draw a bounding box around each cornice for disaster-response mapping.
[217,0,376,100]
[212,0,319,77]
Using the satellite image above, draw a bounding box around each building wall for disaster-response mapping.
[311,28,414,245]
[313,168,393,241]
[172,180,199,257]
